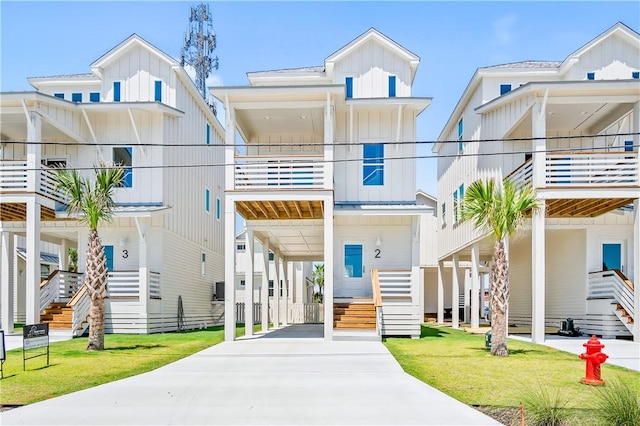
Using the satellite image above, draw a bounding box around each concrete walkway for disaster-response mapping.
[1,324,499,425]
[510,334,640,372]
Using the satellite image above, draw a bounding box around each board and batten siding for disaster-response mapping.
[247,133,322,156]
[564,33,640,81]
[332,39,412,98]
[333,109,416,203]
[101,45,176,106]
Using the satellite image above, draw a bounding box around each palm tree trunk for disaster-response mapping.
[85,229,108,351]
[490,239,509,356]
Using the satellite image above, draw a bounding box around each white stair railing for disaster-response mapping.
[40,270,84,313]
[69,286,91,337]
[588,270,634,327]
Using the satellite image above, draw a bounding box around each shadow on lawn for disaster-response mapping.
[420,325,451,338]
[106,344,165,351]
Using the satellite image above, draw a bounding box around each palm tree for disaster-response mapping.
[55,164,124,351]
[312,263,325,303]
[461,178,539,356]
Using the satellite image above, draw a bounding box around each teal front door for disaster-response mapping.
[602,243,622,272]
[104,245,114,271]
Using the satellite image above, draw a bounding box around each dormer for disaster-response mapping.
[325,28,420,99]
[90,34,180,107]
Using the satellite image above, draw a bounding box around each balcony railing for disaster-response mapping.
[107,270,161,299]
[0,160,69,203]
[508,152,639,188]
[234,155,327,190]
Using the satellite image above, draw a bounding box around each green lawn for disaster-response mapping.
[0,325,246,406]
[384,325,640,425]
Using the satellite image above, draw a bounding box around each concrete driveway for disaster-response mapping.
[1,325,499,425]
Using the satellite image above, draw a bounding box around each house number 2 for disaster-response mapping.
[374,249,381,259]
[122,249,129,259]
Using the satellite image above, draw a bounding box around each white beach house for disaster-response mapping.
[212,28,432,341]
[0,34,225,335]
[433,22,640,342]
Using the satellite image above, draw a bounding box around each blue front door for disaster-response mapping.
[104,245,114,271]
[602,243,622,272]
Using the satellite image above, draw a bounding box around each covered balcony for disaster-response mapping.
[507,151,639,217]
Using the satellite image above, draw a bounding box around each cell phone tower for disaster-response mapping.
[180,3,219,101]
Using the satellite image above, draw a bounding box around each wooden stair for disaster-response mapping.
[41,302,73,330]
[615,303,634,329]
[333,302,376,329]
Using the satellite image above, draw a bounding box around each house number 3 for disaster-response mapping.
[374,249,381,259]
[122,249,129,259]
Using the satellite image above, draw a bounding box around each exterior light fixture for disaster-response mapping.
[375,236,382,247]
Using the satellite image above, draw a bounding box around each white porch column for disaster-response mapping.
[26,111,42,193]
[324,93,334,189]
[470,244,480,329]
[1,232,15,331]
[531,98,547,344]
[25,198,41,325]
[224,198,237,342]
[261,238,270,332]
[437,260,444,324]
[273,251,280,328]
[531,203,546,344]
[323,197,334,340]
[59,239,69,271]
[451,254,460,329]
[137,225,149,333]
[282,259,289,326]
[244,229,255,336]
[633,199,639,342]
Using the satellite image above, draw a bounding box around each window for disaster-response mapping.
[206,123,211,145]
[587,72,595,80]
[89,92,100,102]
[388,75,396,97]
[113,147,133,187]
[54,93,64,99]
[453,190,459,222]
[625,140,634,152]
[363,143,384,186]
[344,244,363,278]
[201,253,206,275]
[71,93,82,103]
[457,118,464,153]
[500,84,511,95]
[113,81,121,102]
[441,203,446,226]
[269,251,274,261]
[458,184,465,218]
[216,198,221,220]
[345,77,353,99]
[236,244,246,252]
[268,280,274,297]
[205,189,210,212]
[633,71,640,79]
[154,80,162,102]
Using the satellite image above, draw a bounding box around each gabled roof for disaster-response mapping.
[433,22,640,153]
[558,22,640,74]
[325,28,420,83]
[90,34,178,78]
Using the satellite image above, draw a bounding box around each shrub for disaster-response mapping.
[592,379,640,426]
[519,383,570,426]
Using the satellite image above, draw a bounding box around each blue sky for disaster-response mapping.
[2,1,639,194]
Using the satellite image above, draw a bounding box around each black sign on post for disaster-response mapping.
[0,330,5,379]
[23,323,49,371]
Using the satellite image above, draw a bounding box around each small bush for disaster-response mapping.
[593,379,640,426]
[519,383,570,426]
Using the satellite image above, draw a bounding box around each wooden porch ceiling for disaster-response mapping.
[236,200,324,220]
[545,198,635,218]
[0,202,58,221]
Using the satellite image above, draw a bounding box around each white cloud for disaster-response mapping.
[492,14,518,45]
[183,64,223,90]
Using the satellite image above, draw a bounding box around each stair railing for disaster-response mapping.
[588,269,634,320]
[40,270,61,313]
[39,270,84,313]
[371,269,383,335]
[68,285,91,337]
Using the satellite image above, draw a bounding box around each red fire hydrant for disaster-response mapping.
[579,335,608,385]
